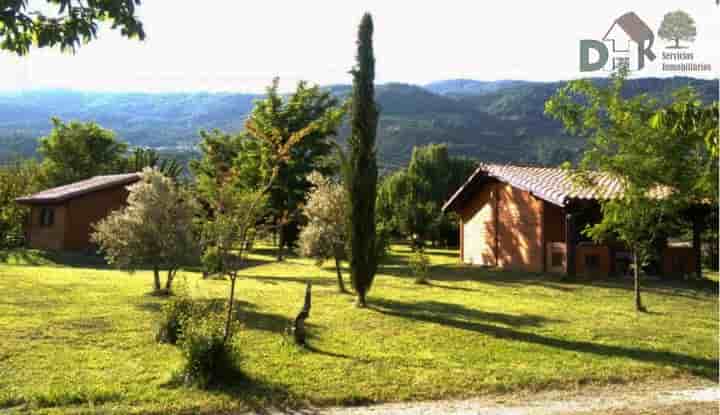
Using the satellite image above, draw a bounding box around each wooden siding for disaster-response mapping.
[459,182,497,266]
[26,204,68,250]
[64,185,131,250]
[459,181,545,272]
[496,183,544,272]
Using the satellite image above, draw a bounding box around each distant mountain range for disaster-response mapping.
[0,77,717,168]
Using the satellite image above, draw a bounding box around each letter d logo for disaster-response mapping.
[579,40,609,71]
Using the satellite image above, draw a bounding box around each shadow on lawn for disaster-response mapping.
[243,274,337,287]
[137,297,314,335]
[382,258,718,299]
[0,248,110,268]
[160,370,307,415]
[371,298,718,380]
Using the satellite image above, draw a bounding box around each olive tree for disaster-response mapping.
[298,172,348,293]
[92,168,199,294]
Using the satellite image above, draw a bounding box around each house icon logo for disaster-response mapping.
[580,12,657,72]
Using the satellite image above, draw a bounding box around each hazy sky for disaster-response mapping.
[2,0,718,92]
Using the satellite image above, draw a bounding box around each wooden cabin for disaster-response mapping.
[15,173,141,251]
[443,164,702,278]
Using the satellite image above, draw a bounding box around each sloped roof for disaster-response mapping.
[442,164,666,211]
[16,173,141,205]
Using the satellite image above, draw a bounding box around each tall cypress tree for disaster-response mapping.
[345,13,379,307]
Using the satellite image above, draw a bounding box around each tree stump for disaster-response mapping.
[293,282,312,345]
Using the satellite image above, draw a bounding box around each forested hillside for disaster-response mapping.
[1,77,716,167]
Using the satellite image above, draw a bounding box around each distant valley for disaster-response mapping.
[0,77,716,168]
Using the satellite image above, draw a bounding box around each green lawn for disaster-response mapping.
[0,245,717,414]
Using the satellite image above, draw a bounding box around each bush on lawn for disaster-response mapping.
[179,314,238,388]
[156,295,196,344]
[409,248,431,284]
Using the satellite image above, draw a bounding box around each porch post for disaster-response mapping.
[565,212,576,277]
[692,214,703,279]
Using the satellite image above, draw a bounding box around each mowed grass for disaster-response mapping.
[0,245,717,414]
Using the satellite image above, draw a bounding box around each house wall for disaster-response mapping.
[459,182,497,266]
[662,247,696,278]
[64,185,132,250]
[26,204,68,250]
[496,183,544,272]
[576,244,612,277]
[459,181,545,272]
[543,202,566,243]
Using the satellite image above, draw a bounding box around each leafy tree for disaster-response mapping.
[124,147,184,180]
[298,172,348,293]
[0,159,40,247]
[545,70,718,310]
[342,13,380,307]
[198,93,324,342]
[1,0,144,55]
[39,117,128,187]
[658,10,697,49]
[92,168,198,294]
[377,144,476,247]
[245,78,345,261]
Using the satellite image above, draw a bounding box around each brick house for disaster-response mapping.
[15,173,141,251]
[442,164,703,278]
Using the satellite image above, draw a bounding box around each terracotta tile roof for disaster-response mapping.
[443,163,666,211]
[16,173,141,205]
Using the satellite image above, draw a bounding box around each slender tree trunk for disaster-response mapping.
[633,251,645,312]
[356,289,367,308]
[152,266,161,292]
[224,274,237,343]
[165,269,176,292]
[277,224,285,262]
[334,255,347,293]
[675,38,680,48]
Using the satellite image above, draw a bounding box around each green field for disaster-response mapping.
[0,246,717,414]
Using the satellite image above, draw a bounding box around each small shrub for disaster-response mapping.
[156,295,195,344]
[179,315,237,388]
[409,249,431,284]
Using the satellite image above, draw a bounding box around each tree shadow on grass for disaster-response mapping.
[371,298,718,380]
[160,367,310,414]
[137,297,315,335]
[242,274,337,287]
[371,298,564,328]
[383,261,719,299]
[0,248,110,268]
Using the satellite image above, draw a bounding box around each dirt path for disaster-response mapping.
[296,379,719,415]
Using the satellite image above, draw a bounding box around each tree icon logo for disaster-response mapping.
[658,10,697,49]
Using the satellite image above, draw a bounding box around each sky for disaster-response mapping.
[1,0,719,93]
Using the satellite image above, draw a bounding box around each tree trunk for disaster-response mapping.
[675,38,680,48]
[293,282,312,345]
[276,225,285,262]
[633,251,645,312]
[356,289,367,308]
[334,255,347,293]
[153,266,161,292]
[224,274,237,343]
[165,269,176,292]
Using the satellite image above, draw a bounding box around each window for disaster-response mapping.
[551,252,564,267]
[585,254,600,270]
[40,207,54,226]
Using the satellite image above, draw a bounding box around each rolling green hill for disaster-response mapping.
[0,77,716,167]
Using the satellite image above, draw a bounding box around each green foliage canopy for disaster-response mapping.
[38,117,128,187]
[1,0,144,55]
